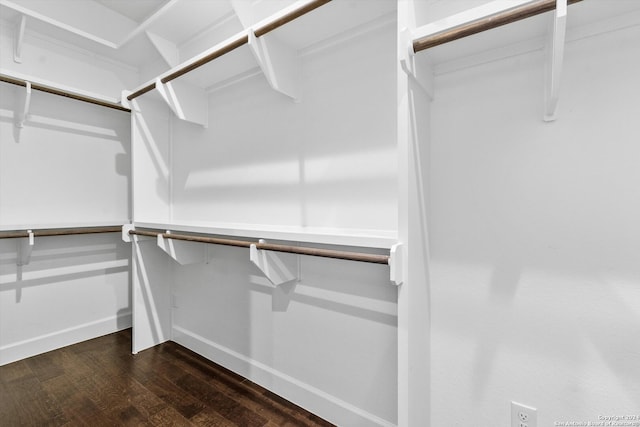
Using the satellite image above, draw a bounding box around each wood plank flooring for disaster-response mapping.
[0,329,335,426]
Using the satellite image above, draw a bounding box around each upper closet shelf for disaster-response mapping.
[0,71,129,112]
[0,222,126,234]
[124,0,395,104]
[132,221,397,250]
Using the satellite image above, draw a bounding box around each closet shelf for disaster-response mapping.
[128,228,390,265]
[411,0,582,54]
[0,224,124,239]
[0,72,129,112]
[132,221,397,250]
[126,0,395,99]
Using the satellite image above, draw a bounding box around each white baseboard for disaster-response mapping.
[0,311,132,366]
[172,325,396,427]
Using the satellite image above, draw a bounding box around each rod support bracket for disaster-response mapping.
[15,81,32,130]
[400,28,434,100]
[543,0,567,122]
[14,14,26,63]
[16,229,34,266]
[250,239,298,286]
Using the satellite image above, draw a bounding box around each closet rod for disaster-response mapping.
[0,226,123,239]
[129,229,390,265]
[127,0,331,101]
[413,0,583,53]
[0,74,130,112]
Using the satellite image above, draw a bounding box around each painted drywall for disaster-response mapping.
[0,77,132,365]
[429,24,640,426]
[148,24,400,426]
[0,233,131,365]
[170,25,397,233]
[0,83,130,226]
[0,14,138,101]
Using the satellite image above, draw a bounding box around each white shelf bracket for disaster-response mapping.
[16,230,34,266]
[544,0,567,122]
[155,78,208,127]
[14,14,26,63]
[389,243,404,286]
[157,231,212,265]
[146,31,179,68]
[250,240,298,286]
[15,81,31,130]
[400,28,434,100]
[248,31,300,101]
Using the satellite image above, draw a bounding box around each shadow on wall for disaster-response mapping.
[428,38,640,407]
[0,233,131,314]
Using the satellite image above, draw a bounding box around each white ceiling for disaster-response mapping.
[94,0,168,23]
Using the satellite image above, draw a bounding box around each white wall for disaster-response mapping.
[0,233,130,365]
[131,23,399,426]
[429,24,640,426]
[0,83,130,226]
[170,26,397,233]
[0,14,138,101]
[0,71,132,364]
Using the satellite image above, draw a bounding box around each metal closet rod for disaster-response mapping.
[127,0,332,101]
[0,225,123,239]
[0,74,130,112]
[413,0,583,53]
[129,229,390,265]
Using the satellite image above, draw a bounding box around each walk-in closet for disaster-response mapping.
[1,1,638,425]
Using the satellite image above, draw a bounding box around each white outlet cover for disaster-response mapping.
[511,401,537,427]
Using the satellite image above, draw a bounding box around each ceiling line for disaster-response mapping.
[0,0,181,50]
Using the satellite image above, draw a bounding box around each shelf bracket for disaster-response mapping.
[157,231,213,265]
[155,78,208,127]
[146,31,179,68]
[14,14,26,63]
[16,230,34,266]
[400,28,434,100]
[389,243,403,286]
[248,31,300,101]
[544,0,567,122]
[250,239,298,286]
[232,0,300,101]
[15,81,32,130]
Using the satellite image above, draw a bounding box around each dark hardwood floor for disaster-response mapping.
[0,329,335,426]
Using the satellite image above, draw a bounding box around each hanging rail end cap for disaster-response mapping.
[120,91,133,110]
[122,224,135,243]
[389,243,403,286]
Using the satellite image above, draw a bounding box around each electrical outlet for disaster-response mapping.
[511,401,537,427]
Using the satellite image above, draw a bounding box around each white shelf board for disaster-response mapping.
[0,220,128,232]
[133,220,397,249]
[419,0,640,71]
[129,0,398,94]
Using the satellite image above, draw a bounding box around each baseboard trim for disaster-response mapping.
[172,325,396,427]
[0,311,132,366]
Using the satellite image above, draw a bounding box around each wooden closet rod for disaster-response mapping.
[0,226,123,239]
[129,229,390,265]
[413,0,583,53]
[0,74,130,112]
[127,0,331,101]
